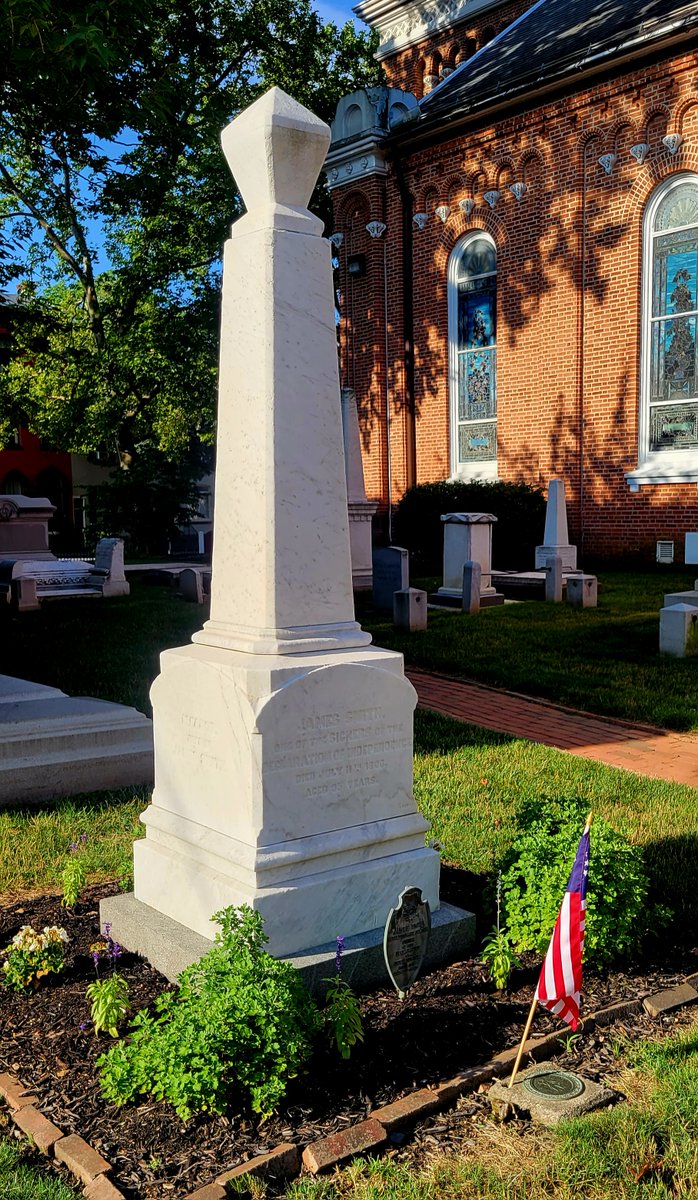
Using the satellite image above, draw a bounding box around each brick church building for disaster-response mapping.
[326,0,698,560]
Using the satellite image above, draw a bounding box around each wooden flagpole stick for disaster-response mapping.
[508,812,593,1090]
[507,993,538,1089]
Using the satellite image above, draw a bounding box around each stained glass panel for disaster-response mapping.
[649,403,698,451]
[453,234,497,469]
[651,316,697,402]
[458,348,496,421]
[655,184,698,233]
[458,421,497,462]
[458,280,496,348]
[456,237,496,280]
[652,233,698,318]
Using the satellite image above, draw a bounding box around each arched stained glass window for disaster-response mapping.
[646,176,698,457]
[448,232,497,478]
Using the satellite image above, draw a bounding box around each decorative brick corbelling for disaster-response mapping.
[355,0,506,61]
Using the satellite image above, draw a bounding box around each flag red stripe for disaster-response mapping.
[535,829,589,1033]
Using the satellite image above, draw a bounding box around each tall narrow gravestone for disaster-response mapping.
[535,479,577,571]
[103,89,468,972]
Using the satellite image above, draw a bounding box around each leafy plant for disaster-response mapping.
[322,938,363,1059]
[1,925,69,991]
[98,905,320,1119]
[481,873,520,990]
[500,798,671,969]
[86,973,130,1037]
[60,858,86,908]
[323,978,364,1059]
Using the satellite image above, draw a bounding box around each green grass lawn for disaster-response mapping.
[0,583,696,923]
[0,1138,78,1200]
[412,710,698,933]
[0,581,204,716]
[2,571,696,728]
[287,1021,698,1200]
[2,710,695,940]
[361,570,698,730]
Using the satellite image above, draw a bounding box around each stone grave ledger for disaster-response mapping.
[134,645,438,958]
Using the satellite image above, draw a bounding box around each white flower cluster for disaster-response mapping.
[3,924,69,962]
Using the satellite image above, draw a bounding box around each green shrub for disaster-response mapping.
[98,905,320,1119]
[500,799,670,969]
[392,480,546,575]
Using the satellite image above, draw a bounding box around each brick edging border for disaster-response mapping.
[2,978,697,1198]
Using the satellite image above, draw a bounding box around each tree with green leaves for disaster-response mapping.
[0,0,380,470]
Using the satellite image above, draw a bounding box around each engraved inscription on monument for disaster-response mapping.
[383,885,431,998]
[257,663,417,843]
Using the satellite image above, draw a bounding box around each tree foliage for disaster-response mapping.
[0,0,381,463]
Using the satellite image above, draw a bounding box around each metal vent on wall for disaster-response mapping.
[656,540,675,564]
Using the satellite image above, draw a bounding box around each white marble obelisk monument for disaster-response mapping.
[535,478,578,571]
[119,89,441,960]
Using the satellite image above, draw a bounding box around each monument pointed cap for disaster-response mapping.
[221,86,331,223]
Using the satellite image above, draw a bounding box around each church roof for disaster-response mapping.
[414,0,698,133]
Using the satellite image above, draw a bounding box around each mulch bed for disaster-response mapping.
[1,877,696,1199]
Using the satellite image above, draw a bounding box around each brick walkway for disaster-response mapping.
[406,668,698,789]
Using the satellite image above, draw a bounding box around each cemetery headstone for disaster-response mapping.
[566,573,597,608]
[437,513,503,605]
[373,545,409,610]
[462,560,481,614]
[179,567,205,604]
[101,87,477,976]
[659,602,698,656]
[383,885,431,999]
[393,587,427,631]
[664,585,698,608]
[91,537,129,597]
[535,478,577,571]
[0,495,55,558]
[342,387,378,590]
[544,555,563,603]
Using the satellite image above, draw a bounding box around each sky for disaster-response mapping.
[314,0,363,27]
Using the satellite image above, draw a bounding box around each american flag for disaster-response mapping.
[535,823,590,1031]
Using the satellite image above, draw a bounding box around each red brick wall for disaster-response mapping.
[381,0,530,99]
[331,44,698,560]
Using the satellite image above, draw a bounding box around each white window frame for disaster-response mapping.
[448,231,498,481]
[626,172,698,491]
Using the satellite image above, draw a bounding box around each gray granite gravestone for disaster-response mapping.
[373,546,409,610]
[383,885,431,998]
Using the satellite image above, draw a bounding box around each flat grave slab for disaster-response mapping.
[489,1064,616,1127]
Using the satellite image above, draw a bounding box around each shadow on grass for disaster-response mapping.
[644,831,698,931]
[414,707,516,755]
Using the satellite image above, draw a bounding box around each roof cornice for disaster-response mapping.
[353,0,507,60]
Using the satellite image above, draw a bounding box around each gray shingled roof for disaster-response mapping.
[415,0,698,130]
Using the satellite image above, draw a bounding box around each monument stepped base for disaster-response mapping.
[100,891,476,994]
[0,675,153,806]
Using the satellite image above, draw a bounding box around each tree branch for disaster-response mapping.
[0,159,85,281]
